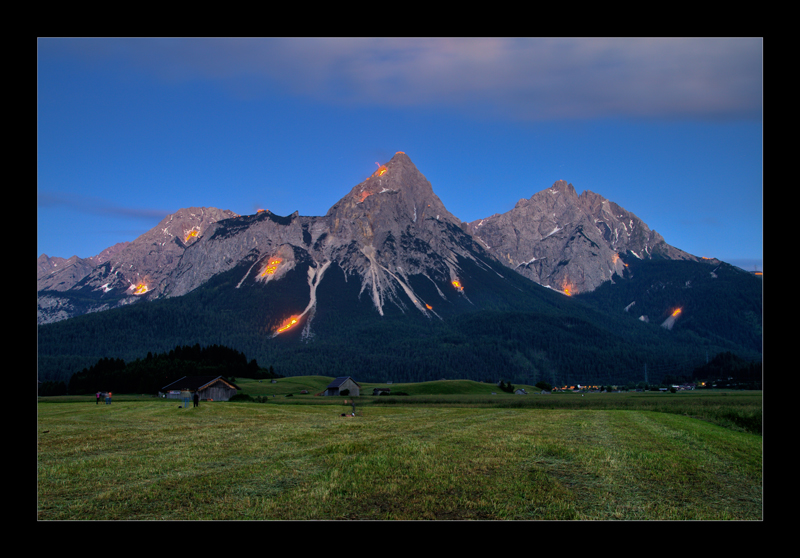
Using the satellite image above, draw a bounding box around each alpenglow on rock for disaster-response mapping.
[467,180,697,295]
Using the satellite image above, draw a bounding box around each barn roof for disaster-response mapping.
[162,376,240,391]
[327,376,360,388]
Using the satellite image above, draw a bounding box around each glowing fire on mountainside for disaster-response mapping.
[358,162,390,203]
[452,280,464,292]
[561,277,574,296]
[275,315,300,334]
[184,228,199,243]
[260,258,283,277]
[661,307,683,330]
[133,283,148,295]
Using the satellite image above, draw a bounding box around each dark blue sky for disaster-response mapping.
[37,38,762,271]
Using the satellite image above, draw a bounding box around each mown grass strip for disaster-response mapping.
[38,402,761,520]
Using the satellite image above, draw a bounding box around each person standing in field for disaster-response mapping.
[96,392,101,405]
[193,391,199,408]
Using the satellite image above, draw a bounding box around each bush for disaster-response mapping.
[498,381,514,393]
[228,393,254,402]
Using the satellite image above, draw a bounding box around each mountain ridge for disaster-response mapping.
[467,179,699,295]
[40,152,706,325]
[37,152,761,386]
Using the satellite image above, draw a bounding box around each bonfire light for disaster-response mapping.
[261,258,283,277]
[276,316,299,333]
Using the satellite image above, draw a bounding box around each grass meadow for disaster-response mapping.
[37,381,762,520]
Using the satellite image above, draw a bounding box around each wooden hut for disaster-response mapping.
[324,376,361,397]
[160,376,240,401]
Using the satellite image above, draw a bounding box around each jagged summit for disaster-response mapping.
[468,180,698,295]
[327,152,460,229]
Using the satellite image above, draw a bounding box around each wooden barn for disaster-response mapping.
[324,376,361,397]
[160,376,240,401]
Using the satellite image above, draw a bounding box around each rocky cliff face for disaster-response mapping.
[37,207,238,323]
[164,152,493,326]
[467,180,697,295]
[38,155,700,325]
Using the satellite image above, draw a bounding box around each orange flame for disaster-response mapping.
[561,278,574,296]
[672,308,682,317]
[425,303,433,310]
[373,163,388,177]
[261,258,283,277]
[133,283,148,295]
[184,229,199,243]
[275,315,299,334]
[452,280,463,292]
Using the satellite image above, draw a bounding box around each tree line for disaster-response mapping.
[64,344,280,395]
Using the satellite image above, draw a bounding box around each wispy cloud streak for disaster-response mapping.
[38,191,169,221]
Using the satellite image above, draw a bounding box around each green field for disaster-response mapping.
[37,380,762,520]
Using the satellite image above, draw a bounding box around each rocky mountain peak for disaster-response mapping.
[551,179,575,194]
[38,206,238,303]
[468,180,698,295]
[327,152,459,228]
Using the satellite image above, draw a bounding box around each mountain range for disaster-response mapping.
[37,152,762,386]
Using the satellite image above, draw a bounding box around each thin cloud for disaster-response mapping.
[41,37,763,122]
[38,191,169,221]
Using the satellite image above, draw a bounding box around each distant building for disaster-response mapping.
[324,376,361,396]
[160,376,240,401]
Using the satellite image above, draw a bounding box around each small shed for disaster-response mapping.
[373,387,391,396]
[161,376,240,401]
[324,376,361,397]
